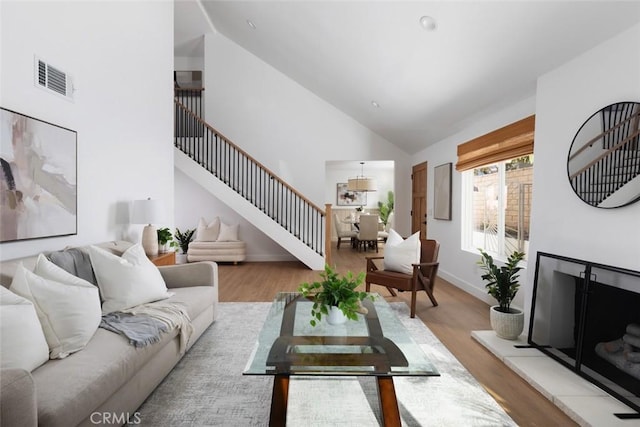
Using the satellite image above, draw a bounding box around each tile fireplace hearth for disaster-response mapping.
[472,331,638,426]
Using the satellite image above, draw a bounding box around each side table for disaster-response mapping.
[148,251,175,266]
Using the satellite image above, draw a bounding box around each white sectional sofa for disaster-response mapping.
[0,241,218,427]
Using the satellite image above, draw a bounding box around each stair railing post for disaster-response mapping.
[325,204,332,268]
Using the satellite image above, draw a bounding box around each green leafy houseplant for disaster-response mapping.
[477,249,525,313]
[174,227,195,254]
[297,265,372,326]
[157,227,177,250]
[377,190,394,226]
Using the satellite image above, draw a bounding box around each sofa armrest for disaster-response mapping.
[158,261,218,289]
[1,369,37,427]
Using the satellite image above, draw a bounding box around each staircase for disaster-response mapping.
[569,102,640,207]
[174,89,326,270]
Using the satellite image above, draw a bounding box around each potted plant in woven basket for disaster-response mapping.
[298,265,372,326]
[477,249,526,340]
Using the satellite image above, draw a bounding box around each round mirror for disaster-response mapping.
[567,101,640,208]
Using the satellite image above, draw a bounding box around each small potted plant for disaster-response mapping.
[157,227,178,253]
[174,228,195,263]
[298,265,372,326]
[477,249,526,340]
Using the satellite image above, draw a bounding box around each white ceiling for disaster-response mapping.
[175,1,640,154]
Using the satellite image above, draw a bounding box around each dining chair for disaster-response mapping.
[356,214,379,252]
[365,238,440,317]
[333,213,357,249]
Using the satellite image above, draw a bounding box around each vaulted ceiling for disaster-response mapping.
[175,1,640,154]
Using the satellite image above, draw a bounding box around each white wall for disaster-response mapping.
[524,23,640,319]
[412,96,536,306]
[0,1,174,260]
[175,56,204,72]
[195,33,410,226]
[202,32,409,204]
[174,168,295,261]
[412,23,640,318]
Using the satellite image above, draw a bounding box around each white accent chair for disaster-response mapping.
[356,214,380,252]
[334,213,357,249]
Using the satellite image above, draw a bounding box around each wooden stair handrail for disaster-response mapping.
[569,128,640,180]
[569,111,640,161]
[175,99,326,214]
[174,87,205,92]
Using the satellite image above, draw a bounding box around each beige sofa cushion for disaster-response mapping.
[217,222,239,241]
[0,287,49,372]
[32,327,178,427]
[1,369,37,427]
[195,217,220,241]
[187,241,246,263]
[169,286,217,321]
[89,244,171,314]
[10,260,101,359]
[30,286,215,427]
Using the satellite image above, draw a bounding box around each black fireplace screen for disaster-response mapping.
[529,252,640,415]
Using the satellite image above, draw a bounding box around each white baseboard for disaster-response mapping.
[437,269,494,306]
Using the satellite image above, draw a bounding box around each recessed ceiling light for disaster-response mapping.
[371,101,380,108]
[246,19,256,29]
[419,15,437,31]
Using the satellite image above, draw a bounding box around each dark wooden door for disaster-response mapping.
[412,162,428,239]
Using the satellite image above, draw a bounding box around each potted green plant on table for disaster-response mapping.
[157,227,178,253]
[477,249,526,340]
[298,265,372,326]
[174,227,195,263]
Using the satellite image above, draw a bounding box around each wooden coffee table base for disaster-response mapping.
[269,374,401,427]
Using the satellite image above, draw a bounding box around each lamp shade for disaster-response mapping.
[347,161,378,192]
[131,198,161,225]
[347,177,378,192]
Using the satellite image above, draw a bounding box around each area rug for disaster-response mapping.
[130,302,516,426]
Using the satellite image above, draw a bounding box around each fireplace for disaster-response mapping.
[529,252,640,416]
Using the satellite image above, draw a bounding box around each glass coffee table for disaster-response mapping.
[243,292,439,426]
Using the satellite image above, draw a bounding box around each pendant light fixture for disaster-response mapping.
[347,162,378,192]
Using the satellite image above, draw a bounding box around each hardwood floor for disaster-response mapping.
[217,243,577,426]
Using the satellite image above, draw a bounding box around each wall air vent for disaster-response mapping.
[34,57,74,101]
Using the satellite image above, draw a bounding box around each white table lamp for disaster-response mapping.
[132,198,161,256]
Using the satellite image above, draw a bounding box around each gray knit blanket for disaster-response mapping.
[100,301,193,351]
[100,312,169,348]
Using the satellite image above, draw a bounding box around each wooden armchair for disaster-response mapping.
[365,239,440,318]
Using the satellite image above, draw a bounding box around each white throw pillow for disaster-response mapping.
[0,286,49,371]
[89,243,170,314]
[9,256,101,359]
[195,217,220,242]
[383,229,421,275]
[217,222,239,241]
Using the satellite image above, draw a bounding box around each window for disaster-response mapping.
[462,155,533,259]
[456,115,535,260]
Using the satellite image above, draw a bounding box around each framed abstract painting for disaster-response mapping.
[0,108,77,242]
[336,182,367,206]
[433,162,452,220]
